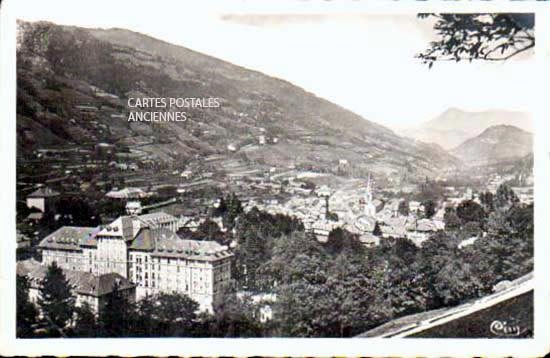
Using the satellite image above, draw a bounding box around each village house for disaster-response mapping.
[17,259,136,316]
[406,219,439,247]
[126,201,143,215]
[106,187,149,200]
[26,187,60,213]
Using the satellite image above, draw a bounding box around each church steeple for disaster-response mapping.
[364,174,376,217]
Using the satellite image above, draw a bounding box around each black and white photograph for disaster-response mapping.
[1,0,549,356]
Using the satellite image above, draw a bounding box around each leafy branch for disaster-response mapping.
[417,13,535,68]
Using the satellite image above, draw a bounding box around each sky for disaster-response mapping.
[14,0,535,129]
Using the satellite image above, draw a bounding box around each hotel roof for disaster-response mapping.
[39,226,99,251]
[129,227,232,261]
[97,216,140,240]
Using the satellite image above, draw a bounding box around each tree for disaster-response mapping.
[154,292,199,336]
[495,183,520,209]
[193,219,224,243]
[398,199,409,216]
[204,293,263,337]
[214,196,228,217]
[326,211,338,221]
[423,199,436,219]
[456,200,486,224]
[443,207,461,230]
[262,231,385,337]
[98,282,135,337]
[223,193,244,229]
[73,302,98,337]
[479,191,495,211]
[325,227,365,256]
[38,262,76,331]
[418,13,534,67]
[56,196,100,227]
[419,234,483,308]
[16,275,38,338]
[373,222,383,237]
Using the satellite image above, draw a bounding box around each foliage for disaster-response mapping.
[415,179,446,203]
[98,282,135,337]
[202,293,263,337]
[215,193,244,230]
[268,232,390,337]
[443,207,461,230]
[73,302,98,337]
[495,183,520,209]
[192,219,225,243]
[16,275,38,338]
[462,213,533,293]
[232,207,304,290]
[97,198,126,219]
[418,13,535,67]
[38,262,76,331]
[479,191,495,211]
[398,199,409,216]
[326,211,339,221]
[325,227,365,256]
[133,292,199,337]
[423,199,436,219]
[456,200,486,225]
[373,222,383,237]
[56,196,101,227]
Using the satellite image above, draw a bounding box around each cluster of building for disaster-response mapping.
[241,176,445,248]
[19,211,233,314]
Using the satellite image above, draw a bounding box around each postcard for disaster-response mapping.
[0,0,549,356]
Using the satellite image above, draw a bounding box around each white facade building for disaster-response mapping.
[38,213,232,312]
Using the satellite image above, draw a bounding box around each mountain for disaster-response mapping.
[450,125,533,165]
[16,20,459,180]
[398,108,532,150]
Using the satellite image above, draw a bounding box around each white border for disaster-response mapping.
[1,0,549,356]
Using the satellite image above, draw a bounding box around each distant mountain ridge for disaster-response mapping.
[450,125,532,165]
[16,20,459,179]
[398,108,532,150]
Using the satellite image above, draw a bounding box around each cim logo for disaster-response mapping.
[489,320,526,337]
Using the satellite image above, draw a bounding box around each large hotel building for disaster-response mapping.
[38,212,233,312]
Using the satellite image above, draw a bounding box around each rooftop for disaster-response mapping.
[130,228,232,260]
[17,260,135,297]
[27,187,60,198]
[39,226,99,250]
[138,211,177,224]
[106,187,148,199]
[97,216,140,240]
